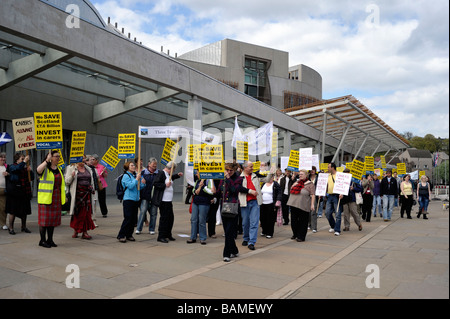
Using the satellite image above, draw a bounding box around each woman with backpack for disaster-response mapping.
[117,161,144,243]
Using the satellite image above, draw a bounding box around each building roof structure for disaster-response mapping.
[1,0,409,165]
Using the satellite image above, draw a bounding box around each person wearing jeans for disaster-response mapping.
[324,163,343,236]
[238,161,265,251]
[372,174,382,217]
[380,169,398,221]
[136,158,159,234]
[187,178,215,245]
[417,175,432,219]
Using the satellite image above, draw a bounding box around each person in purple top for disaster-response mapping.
[372,174,382,218]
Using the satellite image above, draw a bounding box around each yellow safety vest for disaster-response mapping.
[38,167,66,205]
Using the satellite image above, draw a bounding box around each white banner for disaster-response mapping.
[139,126,220,144]
[231,119,273,155]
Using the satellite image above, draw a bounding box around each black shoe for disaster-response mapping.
[168,237,176,241]
[157,238,169,243]
[242,241,248,246]
[186,239,196,244]
[127,237,136,241]
[21,228,31,233]
[9,229,15,235]
[39,240,51,248]
[47,240,57,247]
[248,244,255,250]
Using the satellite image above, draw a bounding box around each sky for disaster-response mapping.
[92,0,449,139]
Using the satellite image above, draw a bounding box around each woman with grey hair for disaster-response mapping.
[153,161,183,243]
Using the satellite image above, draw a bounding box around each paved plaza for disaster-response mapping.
[0,196,448,300]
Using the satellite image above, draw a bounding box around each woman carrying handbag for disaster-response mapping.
[218,162,243,262]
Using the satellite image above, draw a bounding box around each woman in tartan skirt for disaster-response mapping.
[36,150,66,248]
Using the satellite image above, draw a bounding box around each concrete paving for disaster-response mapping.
[0,196,448,300]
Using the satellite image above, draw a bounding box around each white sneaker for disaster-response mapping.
[230,253,239,258]
[2,225,8,230]
[223,257,231,262]
[312,229,317,233]
[135,230,141,234]
[149,231,155,235]
[334,232,340,236]
[329,228,334,233]
[266,235,272,239]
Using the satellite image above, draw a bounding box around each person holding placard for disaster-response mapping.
[5,153,33,235]
[325,163,343,236]
[153,161,183,243]
[117,161,145,243]
[36,150,66,248]
[286,169,315,242]
[341,168,363,231]
[136,157,159,235]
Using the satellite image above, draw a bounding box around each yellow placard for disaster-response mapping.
[34,112,63,149]
[271,131,278,167]
[365,156,374,173]
[100,146,120,171]
[419,171,426,179]
[160,138,179,166]
[69,131,86,163]
[118,133,136,159]
[253,161,261,172]
[198,144,224,179]
[236,141,248,164]
[397,163,406,176]
[320,163,329,172]
[380,155,386,169]
[350,159,365,181]
[287,150,299,172]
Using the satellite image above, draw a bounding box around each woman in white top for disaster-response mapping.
[259,174,281,238]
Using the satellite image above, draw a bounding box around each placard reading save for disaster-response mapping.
[198,144,224,179]
[118,133,136,159]
[34,112,63,149]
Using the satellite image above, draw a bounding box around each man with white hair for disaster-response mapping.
[239,161,263,250]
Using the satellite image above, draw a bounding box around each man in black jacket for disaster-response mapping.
[278,169,294,225]
[152,161,183,243]
[380,169,398,221]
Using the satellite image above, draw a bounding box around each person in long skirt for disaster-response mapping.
[65,160,96,239]
[36,150,66,248]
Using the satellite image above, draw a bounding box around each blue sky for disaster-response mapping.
[92,0,449,138]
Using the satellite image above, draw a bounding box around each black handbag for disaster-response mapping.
[221,182,239,218]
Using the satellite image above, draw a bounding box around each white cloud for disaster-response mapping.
[92,0,449,138]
